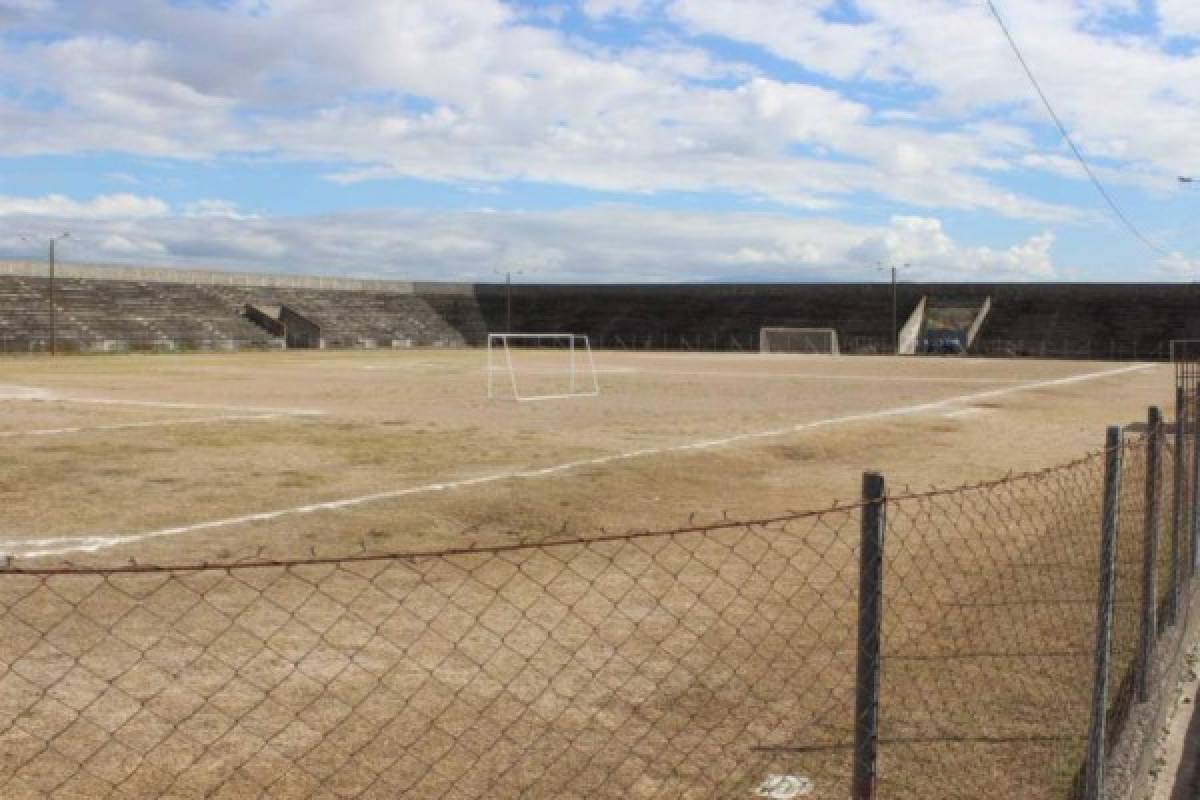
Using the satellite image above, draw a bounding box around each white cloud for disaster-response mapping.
[668,0,1200,184]
[1159,0,1200,39]
[1156,251,1200,278]
[0,202,1063,282]
[0,0,48,24]
[0,193,169,219]
[184,199,257,220]
[0,0,1090,220]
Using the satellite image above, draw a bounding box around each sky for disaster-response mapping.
[0,0,1198,283]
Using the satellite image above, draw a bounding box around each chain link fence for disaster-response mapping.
[2,403,1198,797]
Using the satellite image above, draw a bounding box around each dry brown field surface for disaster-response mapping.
[0,349,1172,563]
[0,349,1177,799]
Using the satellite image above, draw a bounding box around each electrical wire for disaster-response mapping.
[985,0,1169,256]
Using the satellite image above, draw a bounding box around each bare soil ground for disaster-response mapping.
[0,349,1173,564]
[0,350,1178,799]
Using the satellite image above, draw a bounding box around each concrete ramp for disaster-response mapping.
[243,303,323,348]
[244,304,285,338]
[897,296,927,355]
[279,306,322,349]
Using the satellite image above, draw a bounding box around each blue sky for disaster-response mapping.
[0,0,1198,282]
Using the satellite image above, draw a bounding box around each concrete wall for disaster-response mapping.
[468,282,1200,358]
[2,264,1197,359]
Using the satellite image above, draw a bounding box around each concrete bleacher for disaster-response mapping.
[0,276,467,352]
[2,259,1199,361]
[472,283,910,353]
[205,286,466,348]
[0,276,276,352]
[964,285,1200,360]
[481,282,1200,360]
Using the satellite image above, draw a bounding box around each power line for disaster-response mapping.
[985,0,1169,256]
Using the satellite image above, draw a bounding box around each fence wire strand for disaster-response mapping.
[2,411,1199,798]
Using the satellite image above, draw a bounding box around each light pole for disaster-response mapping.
[877,262,910,355]
[20,232,70,356]
[493,269,523,332]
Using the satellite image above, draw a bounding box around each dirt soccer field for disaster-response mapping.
[0,349,1172,564]
[0,349,1180,800]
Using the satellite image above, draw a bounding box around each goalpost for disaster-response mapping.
[759,327,840,355]
[487,333,601,401]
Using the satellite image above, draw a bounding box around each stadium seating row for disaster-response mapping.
[1,274,1198,358]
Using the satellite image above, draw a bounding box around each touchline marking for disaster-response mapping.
[0,363,1153,558]
[55,397,327,416]
[599,368,1031,384]
[0,413,293,439]
[0,383,325,416]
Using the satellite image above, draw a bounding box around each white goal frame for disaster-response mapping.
[759,327,840,355]
[487,333,601,401]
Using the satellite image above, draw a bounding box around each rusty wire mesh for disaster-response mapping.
[875,455,1107,800]
[0,510,866,799]
[2,419,1198,798]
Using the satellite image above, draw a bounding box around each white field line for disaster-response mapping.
[0,413,293,439]
[361,364,637,374]
[50,396,327,416]
[0,362,1154,559]
[598,368,1031,384]
[0,384,325,416]
[486,366,637,375]
[0,384,53,400]
[359,363,467,372]
[943,407,993,419]
[483,366,1027,383]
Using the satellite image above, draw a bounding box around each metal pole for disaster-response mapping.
[891,267,897,356]
[505,271,512,332]
[1085,426,1123,800]
[48,238,56,357]
[852,471,886,800]
[1192,382,1200,576]
[1137,407,1163,702]
[1168,388,1185,626]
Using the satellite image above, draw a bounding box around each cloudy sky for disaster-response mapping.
[0,0,1198,282]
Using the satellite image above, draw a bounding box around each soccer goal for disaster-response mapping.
[759,327,840,355]
[487,333,601,401]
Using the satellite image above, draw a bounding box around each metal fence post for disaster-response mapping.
[1169,389,1185,626]
[1192,383,1200,576]
[1137,408,1163,702]
[1086,426,1122,800]
[852,471,886,800]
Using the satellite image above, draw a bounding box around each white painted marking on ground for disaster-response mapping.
[0,413,292,438]
[0,383,325,416]
[598,368,1030,384]
[59,396,326,416]
[943,407,993,419]
[359,363,465,372]
[0,362,1153,558]
[0,384,54,400]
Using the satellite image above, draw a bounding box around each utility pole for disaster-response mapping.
[494,269,523,332]
[21,232,69,356]
[877,262,909,355]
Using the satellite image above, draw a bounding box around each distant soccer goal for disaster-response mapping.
[759,327,840,355]
[487,333,600,401]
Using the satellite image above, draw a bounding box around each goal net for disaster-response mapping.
[759,327,840,355]
[487,333,601,401]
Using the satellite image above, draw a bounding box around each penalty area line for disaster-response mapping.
[0,362,1153,559]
